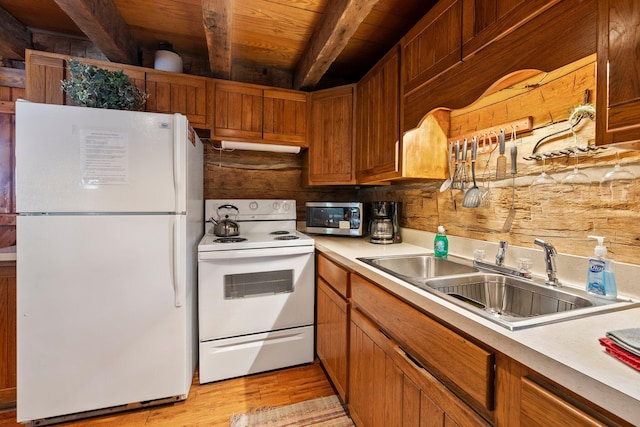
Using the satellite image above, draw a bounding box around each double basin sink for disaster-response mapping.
[358,254,636,330]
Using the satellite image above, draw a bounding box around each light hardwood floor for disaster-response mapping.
[0,360,337,426]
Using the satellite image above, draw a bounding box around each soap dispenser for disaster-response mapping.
[586,235,617,300]
[434,226,448,258]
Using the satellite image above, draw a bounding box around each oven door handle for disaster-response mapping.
[198,245,313,260]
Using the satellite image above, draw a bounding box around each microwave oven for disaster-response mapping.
[305,202,364,237]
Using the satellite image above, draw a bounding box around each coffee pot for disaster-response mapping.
[369,201,401,244]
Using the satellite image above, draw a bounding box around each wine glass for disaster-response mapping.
[600,152,636,204]
[529,155,556,219]
[561,149,590,184]
[530,154,556,186]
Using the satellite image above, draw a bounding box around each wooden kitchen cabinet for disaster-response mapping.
[0,262,16,409]
[145,70,212,129]
[262,88,307,145]
[349,307,490,427]
[25,50,145,106]
[401,0,462,97]
[461,0,560,59]
[357,44,449,183]
[213,80,307,147]
[356,46,401,183]
[304,85,355,185]
[350,273,495,419]
[596,0,640,147]
[315,254,350,401]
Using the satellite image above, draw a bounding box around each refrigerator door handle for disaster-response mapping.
[173,114,186,213]
[173,216,186,307]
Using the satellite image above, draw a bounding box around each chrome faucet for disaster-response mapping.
[534,238,559,287]
[496,240,508,266]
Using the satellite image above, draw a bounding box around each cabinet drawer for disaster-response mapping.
[520,377,606,427]
[317,254,349,298]
[351,273,494,413]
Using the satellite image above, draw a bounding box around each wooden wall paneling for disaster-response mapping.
[202,142,358,220]
[0,263,17,409]
[0,84,23,248]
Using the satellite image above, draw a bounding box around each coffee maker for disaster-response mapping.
[369,201,401,244]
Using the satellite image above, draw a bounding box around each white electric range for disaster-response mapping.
[197,199,315,383]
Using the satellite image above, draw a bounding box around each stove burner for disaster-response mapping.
[270,230,291,235]
[274,235,300,241]
[214,237,247,243]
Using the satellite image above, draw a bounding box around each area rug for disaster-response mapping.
[229,395,354,426]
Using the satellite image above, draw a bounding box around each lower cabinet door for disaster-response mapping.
[316,278,349,401]
[349,308,490,427]
[349,309,403,426]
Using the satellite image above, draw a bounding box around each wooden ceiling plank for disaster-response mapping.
[0,6,32,60]
[53,0,138,65]
[293,0,380,90]
[202,0,232,79]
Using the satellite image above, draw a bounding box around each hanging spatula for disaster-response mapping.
[496,128,506,179]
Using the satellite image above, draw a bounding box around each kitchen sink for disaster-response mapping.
[358,255,637,330]
[358,254,478,279]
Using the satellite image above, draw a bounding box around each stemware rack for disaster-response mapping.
[522,144,608,161]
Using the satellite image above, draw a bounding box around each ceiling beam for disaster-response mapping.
[0,7,32,60]
[202,0,232,79]
[293,0,379,90]
[53,0,138,65]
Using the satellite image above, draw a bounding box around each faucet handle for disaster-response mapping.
[496,240,508,266]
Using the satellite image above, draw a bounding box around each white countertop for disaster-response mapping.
[311,234,640,424]
[0,245,16,262]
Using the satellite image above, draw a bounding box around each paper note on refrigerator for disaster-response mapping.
[79,128,129,186]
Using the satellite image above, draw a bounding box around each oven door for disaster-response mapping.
[198,245,314,341]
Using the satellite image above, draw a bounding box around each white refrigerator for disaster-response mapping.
[15,101,203,424]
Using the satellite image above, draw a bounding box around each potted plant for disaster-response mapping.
[60,59,148,111]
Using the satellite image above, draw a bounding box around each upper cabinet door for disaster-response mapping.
[356,46,401,183]
[213,81,263,141]
[401,0,462,96]
[461,0,560,59]
[263,89,307,146]
[25,50,145,106]
[145,71,211,129]
[306,85,355,185]
[596,0,640,146]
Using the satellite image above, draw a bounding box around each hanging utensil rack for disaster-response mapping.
[448,116,533,152]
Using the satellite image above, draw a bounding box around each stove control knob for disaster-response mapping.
[281,201,291,212]
[249,201,259,210]
[272,201,281,210]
